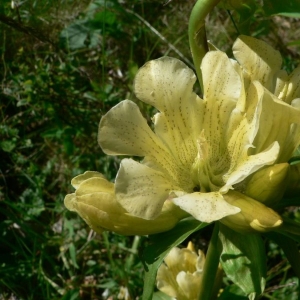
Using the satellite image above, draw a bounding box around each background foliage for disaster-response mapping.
[0,0,300,299]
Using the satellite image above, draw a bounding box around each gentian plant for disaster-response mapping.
[65,0,300,299]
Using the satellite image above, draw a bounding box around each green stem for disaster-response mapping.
[197,223,220,300]
[102,231,115,269]
[188,0,221,92]
[126,235,140,271]
[276,217,300,237]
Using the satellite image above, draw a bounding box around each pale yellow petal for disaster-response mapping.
[157,263,178,298]
[202,51,242,103]
[67,190,187,235]
[71,171,105,189]
[220,81,280,190]
[98,100,165,157]
[115,158,175,220]
[233,35,282,92]
[64,193,77,211]
[98,100,187,187]
[285,66,300,104]
[164,248,198,275]
[76,192,121,214]
[176,271,202,300]
[172,192,240,223]
[221,141,280,192]
[251,82,300,161]
[76,177,114,196]
[134,56,198,112]
[134,57,204,180]
[274,69,288,101]
[200,51,243,179]
[73,202,107,234]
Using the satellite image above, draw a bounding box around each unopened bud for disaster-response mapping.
[221,191,282,233]
[65,171,188,235]
[244,163,289,205]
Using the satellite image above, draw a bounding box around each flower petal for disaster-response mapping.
[233,35,282,92]
[176,271,202,300]
[202,51,242,104]
[134,57,204,174]
[201,50,243,163]
[99,100,187,186]
[157,264,178,298]
[285,66,300,104]
[99,100,165,157]
[76,177,114,196]
[274,70,288,101]
[73,194,185,235]
[115,158,175,220]
[251,82,300,162]
[195,51,244,189]
[134,56,198,113]
[172,192,240,223]
[221,141,280,192]
[64,193,77,211]
[71,171,105,189]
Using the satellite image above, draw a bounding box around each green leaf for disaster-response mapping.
[265,232,300,279]
[263,0,300,17]
[272,217,300,244]
[152,291,173,300]
[0,140,16,152]
[141,217,208,300]
[60,20,101,50]
[69,242,79,269]
[218,284,248,300]
[218,224,267,299]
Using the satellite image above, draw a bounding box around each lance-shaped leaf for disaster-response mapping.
[218,224,267,299]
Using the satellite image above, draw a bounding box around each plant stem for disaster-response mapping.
[188,0,221,92]
[197,223,220,300]
[126,235,140,270]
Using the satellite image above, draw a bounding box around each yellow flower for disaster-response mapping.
[64,171,187,235]
[156,242,205,300]
[98,35,300,225]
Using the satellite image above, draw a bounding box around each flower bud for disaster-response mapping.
[244,163,289,205]
[64,171,188,236]
[221,191,282,233]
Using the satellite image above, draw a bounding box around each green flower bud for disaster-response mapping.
[244,163,289,205]
[64,171,188,236]
[221,191,282,233]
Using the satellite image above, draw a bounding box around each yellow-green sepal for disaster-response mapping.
[244,163,289,206]
[221,191,282,233]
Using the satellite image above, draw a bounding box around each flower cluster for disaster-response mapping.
[65,35,300,234]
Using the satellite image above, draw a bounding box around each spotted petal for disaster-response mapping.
[134,57,204,171]
[172,192,240,223]
[251,82,300,162]
[99,100,181,182]
[99,100,165,157]
[201,50,243,161]
[233,35,282,92]
[285,66,300,104]
[115,158,177,220]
